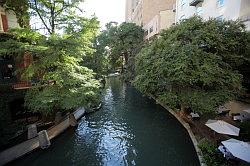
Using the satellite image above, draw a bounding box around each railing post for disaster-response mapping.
[38,130,51,149]
[27,124,38,139]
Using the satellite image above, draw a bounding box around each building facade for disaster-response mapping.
[0,5,32,90]
[126,0,176,39]
[0,5,19,32]
[175,0,250,30]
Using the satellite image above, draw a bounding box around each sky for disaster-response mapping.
[80,0,126,29]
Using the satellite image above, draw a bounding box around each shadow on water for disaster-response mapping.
[10,77,200,166]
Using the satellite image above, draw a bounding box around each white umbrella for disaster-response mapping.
[243,109,250,114]
[222,139,250,163]
[205,120,240,136]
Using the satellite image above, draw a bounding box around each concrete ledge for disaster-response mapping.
[149,95,206,166]
[0,107,85,166]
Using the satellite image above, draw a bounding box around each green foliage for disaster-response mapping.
[22,33,101,114]
[96,22,144,81]
[238,32,250,91]
[0,91,26,147]
[0,19,101,114]
[29,0,84,34]
[0,28,45,57]
[239,121,250,141]
[198,139,227,166]
[134,16,247,113]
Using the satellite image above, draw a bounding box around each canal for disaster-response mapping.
[11,77,200,166]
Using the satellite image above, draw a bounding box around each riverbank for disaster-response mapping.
[148,92,250,166]
[148,94,206,166]
[0,108,85,165]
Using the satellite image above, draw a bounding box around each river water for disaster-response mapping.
[11,77,200,166]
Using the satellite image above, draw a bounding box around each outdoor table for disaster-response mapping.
[190,112,200,119]
[217,106,230,115]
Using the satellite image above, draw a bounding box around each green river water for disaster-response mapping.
[11,77,200,166]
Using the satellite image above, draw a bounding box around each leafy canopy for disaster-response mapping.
[0,15,101,114]
[134,16,248,113]
[29,0,84,34]
[95,22,144,81]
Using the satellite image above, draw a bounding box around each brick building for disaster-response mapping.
[125,0,176,39]
[0,5,32,90]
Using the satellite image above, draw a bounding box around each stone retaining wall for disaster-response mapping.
[0,108,85,166]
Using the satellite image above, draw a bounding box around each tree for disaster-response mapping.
[81,34,109,76]
[0,23,102,115]
[29,0,84,35]
[238,32,250,92]
[134,17,248,113]
[0,0,103,114]
[96,22,144,81]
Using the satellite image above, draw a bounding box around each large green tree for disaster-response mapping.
[97,22,144,81]
[0,0,103,115]
[134,17,248,113]
[29,0,84,35]
[0,24,101,115]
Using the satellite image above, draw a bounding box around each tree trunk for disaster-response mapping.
[180,104,186,113]
[124,52,128,66]
[51,2,55,34]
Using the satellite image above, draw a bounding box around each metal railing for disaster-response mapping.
[189,0,204,6]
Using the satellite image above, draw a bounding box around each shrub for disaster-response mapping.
[198,139,228,166]
[239,121,250,141]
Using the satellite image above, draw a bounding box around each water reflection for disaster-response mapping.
[11,77,200,166]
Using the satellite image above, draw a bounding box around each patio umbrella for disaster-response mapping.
[243,109,250,114]
[222,139,250,163]
[205,120,240,136]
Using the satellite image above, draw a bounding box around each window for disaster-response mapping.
[216,15,223,21]
[217,0,224,7]
[196,6,203,15]
[1,14,8,32]
[0,14,3,31]
[149,26,153,33]
[181,0,186,9]
[0,57,15,81]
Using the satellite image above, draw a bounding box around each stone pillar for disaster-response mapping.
[69,114,77,127]
[27,124,38,139]
[38,130,51,149]
[54,112,62,124]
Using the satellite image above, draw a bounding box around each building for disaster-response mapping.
[0,5,19,32]
[0,5,32,90]
[175,0,250,30]
[239,0,250,31]
[126,0,176,39]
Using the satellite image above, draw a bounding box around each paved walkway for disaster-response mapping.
[225,100,250,115]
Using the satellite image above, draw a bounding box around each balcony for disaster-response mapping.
[189,0,203,6]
